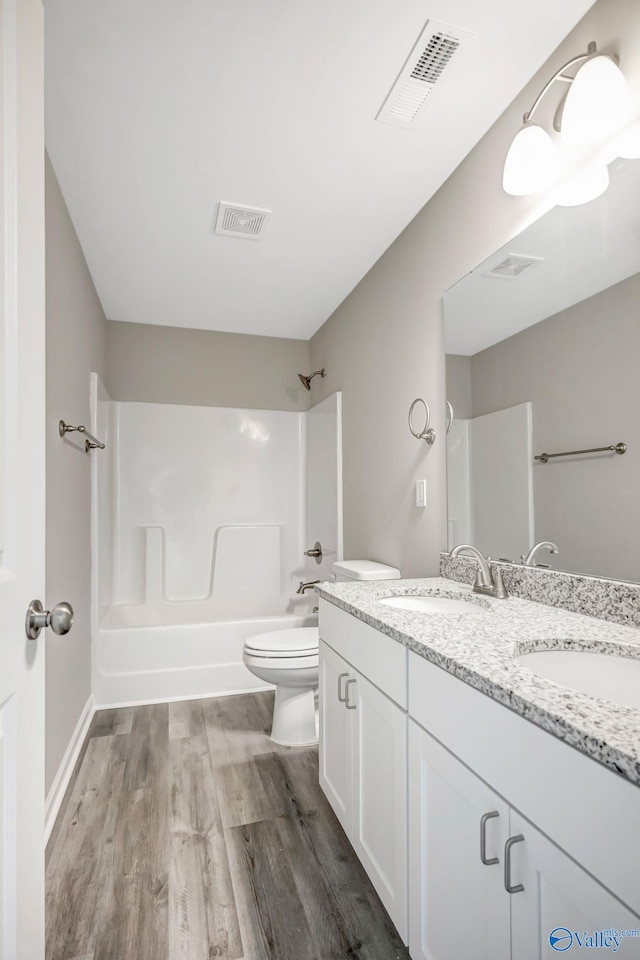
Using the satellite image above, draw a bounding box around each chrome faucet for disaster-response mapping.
[297,580,320,595]
[521,541,559,567]
[450,544,509,599]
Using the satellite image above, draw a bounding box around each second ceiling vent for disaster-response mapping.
[215,203,271,240]
[483,254,544,281]
[377,19,474,129]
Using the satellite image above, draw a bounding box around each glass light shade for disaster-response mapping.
[556,166,609,206]
[560,55,631,145]
[615,120,640,159]
[503,123,557,196]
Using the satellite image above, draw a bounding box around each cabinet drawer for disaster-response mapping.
[319,599,407,709]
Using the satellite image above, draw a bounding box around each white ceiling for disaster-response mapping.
[45,0,595,340]
[444,156,640,355]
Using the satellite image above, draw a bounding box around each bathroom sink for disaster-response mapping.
[517,649,640,710]
[378,595,488,615]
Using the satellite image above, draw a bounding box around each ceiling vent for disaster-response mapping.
[483,254,544,281]
[376,20,474,128]
[215,203,271,240]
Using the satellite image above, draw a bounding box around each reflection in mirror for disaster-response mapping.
[444,157,640,584]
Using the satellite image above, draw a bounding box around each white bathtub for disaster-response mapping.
[94,611,318,708]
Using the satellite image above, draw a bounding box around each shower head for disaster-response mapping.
[298,369,326,391]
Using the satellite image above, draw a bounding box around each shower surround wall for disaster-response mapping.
[91,378,342,706]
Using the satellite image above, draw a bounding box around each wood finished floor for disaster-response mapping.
[46,692,409,960]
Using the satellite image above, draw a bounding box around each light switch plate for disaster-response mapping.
[416,479,427,508]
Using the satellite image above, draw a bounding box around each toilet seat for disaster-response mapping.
[243,651,319,671]
[243,627,319,659]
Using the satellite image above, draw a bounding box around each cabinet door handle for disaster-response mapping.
[337,672,349,702]
[344,678,357,709]
[504,834,525,893]
[480,811,500,865]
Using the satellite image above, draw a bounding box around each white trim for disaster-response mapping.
[45,695,95,843]
[96,684,273,711]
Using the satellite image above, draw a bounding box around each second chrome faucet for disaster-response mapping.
[521,541,559,567]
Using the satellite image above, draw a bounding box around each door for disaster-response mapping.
[0,0,46,958]
[353,670,408,942]
[318,640,354,833]
[408,720,510,960]
[508,811,640,960]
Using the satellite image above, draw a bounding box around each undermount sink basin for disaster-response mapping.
[378,595,487,615]
[517,649,640,710]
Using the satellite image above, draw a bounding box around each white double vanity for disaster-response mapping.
[317,571,640,960]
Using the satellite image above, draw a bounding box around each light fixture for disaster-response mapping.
[502,123,556,196]
[555,166,610,207]
[503,42,631,200]
[560,55,631,144]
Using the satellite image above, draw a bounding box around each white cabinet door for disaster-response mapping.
[319,639,354,833]
[352,670,408,942]
[408,721,511,960]
[509,810,640,960]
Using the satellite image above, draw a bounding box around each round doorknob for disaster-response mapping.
[25,600,74,640]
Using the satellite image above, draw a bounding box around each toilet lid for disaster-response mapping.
[244,627,319,658]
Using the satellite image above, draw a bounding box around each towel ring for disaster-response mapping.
[409,398,436,445]
[446,400,454,435]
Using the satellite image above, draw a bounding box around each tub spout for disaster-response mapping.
[297,580,320,595]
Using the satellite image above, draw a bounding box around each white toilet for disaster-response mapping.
[242,559,401,746]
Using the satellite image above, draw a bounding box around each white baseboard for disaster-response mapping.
[45,694,95,843]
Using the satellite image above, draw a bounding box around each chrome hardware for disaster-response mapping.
[450,544,509,600]
[59,419,105,454]
[298,369,326,391]
[521,541,559,566]
[504,834,525,893]
[25,600,74,641]
[535,441,626,463]
[480,811,500,865]
[304,541,323,564]
[338,672,349,703]
[409,398,436,445]
[297,580,320,595]
[522,41,598,131]
[445,400,454,435]
[344,678,357,709]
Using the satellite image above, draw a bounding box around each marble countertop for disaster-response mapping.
[315,577,640,787]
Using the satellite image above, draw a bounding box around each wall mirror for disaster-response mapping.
[444,156,640,583]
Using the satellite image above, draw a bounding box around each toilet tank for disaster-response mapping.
[332,560,401,582]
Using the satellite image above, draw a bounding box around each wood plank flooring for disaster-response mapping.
[46,692,409,960]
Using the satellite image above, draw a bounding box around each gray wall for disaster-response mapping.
[445,356,473,421]
[106,321,311,411]
[45,156,108,794]
[470,273,640,581]
[309,0,639,577]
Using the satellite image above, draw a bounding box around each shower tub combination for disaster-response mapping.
[90,375,342,707]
